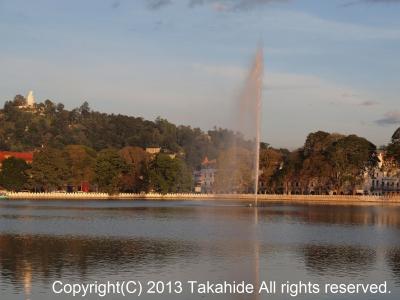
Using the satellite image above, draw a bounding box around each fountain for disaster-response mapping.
[214,46,264,205]
[253,47,264,205]
[238,46,264,205]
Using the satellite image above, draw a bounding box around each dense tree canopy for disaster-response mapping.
[94,149,128,194]
[0,96,247,169]
[0,157,30,191]
[29,147,71,191]
[0,96,394,195]
[149,154,192,194]
[64,145,96,187]
[258,147,284,193]
[388,127,400,164]
[328,135,377,192]
[119,146,150,192]
[259,131,378,194]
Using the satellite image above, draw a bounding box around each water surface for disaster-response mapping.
[1,200,400,299]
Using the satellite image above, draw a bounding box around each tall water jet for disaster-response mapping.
[214,46,263,203]
[239,46,264,205]
[253,47,263,205]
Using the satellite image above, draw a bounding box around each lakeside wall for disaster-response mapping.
[4,192,400,203]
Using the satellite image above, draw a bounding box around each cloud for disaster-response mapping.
[362,0,400,3]
[189,61,389,147]
[190,62,371,101]
[359,100,378,106]
[230,0,291,10]
[147,0,172,10]
[270,10,400,40]
[341,94,379,107]
[146,0,398,11]
[343,0,400,7]
[191,63,246,79]
[149,0,289,11]
[111,1,120,9]
[376,111,400,125]
[212,2,229,11]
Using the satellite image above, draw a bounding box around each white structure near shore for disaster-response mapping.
[363,151,400,195]
[193,157,217,193]
[4,191,400,203]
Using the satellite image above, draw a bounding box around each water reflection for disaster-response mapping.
[1,201,400,299]
[302,245,376,276]
[0,234,198,290]
[256,204,400,227]
[386,248,400,284]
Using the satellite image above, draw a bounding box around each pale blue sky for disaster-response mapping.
[1,0,399,148]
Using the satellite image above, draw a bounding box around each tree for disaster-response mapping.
[155,117,180,152]
[387,127,400,163]
[12,95,26,107]
[273,149,303,194]
[149,154,192,194]
[327,135,377,194]
[56,103,65,113]
[0,157,30,191]
[119,146,150,192]
[1,95,256,170]
[303,131,343,155]
[64,145,96,189]
[94,149,127,194]
[300,153,333,194]
[79,101,91,119]
[29,147,71,191]
[298,132,343,194]
[43,99,56,116]
[258,147,283,193]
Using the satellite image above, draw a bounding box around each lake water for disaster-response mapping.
[1,199,400,299]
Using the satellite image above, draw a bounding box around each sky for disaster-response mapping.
[0,0,399,149]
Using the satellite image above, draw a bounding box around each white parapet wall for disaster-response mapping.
[3,192,400,203]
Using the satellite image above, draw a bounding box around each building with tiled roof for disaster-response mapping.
[0,151,34,167]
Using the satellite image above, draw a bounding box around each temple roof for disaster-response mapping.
[201,156,216,166]
[0,151,34,163]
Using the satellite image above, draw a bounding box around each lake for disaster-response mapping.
[0,199,400,299]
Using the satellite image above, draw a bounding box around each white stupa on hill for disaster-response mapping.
[26,90,35,107]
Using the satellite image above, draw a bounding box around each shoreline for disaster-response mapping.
[3,192,400,204]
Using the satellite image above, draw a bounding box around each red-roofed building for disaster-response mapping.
[201,156,217,167]
[0,151,34,167]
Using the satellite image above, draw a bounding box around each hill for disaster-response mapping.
[0,94,248,169]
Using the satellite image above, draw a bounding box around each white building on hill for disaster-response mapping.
[26,90,35,107]
[17,91,35,109]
